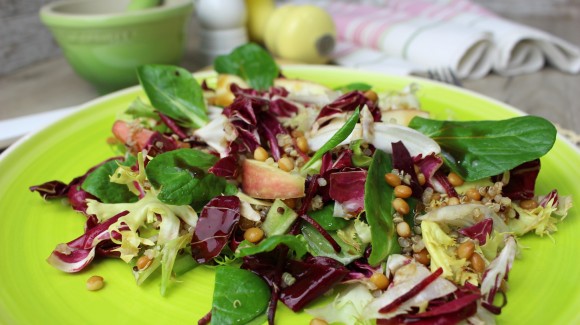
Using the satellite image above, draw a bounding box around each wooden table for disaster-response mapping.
[1,16,579,145]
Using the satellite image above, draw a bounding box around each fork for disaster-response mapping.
[427,67,462,87]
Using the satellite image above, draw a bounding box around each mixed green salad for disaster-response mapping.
[31,43,572,325]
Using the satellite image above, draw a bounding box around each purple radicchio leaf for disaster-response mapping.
[432,172,459,198]
[414,153,444,188]
[208,155,239,178]
[379,267,444,313]
[190,196,241,264]
[257,110,288,161]
[328,169,367,215]
[392,141,424,198]
[458,218,493,245]
[398,294,480,325]
[480,236,516,315]
[539,189,559,207]
[269,98,298,117]
[30,157,123,213]
[224,95,291,160]
[494,159,540,200]
[230,83,297,117]
[47,211,129,272]
[157,111,188,139]
[343,258,379,282]
[143,131,181,159]
[280,256,349,311]
[316,91,380,126]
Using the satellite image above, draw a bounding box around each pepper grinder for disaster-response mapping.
[195,0,248,65]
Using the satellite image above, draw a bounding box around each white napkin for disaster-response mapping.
[289,0,580,79]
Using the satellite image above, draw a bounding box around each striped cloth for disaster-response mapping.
[289,0,580,79]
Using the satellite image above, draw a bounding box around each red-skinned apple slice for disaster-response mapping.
[112,120,154,152]
[242,159,306,199]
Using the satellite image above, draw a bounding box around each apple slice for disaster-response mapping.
[112,120,154,152]
[242,159,306,199]
[381,109,430,126]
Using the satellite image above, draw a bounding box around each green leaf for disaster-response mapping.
[301,224,363,265]
[125,97,159,120]
[334,82,372,92]
[309,204,349,231]
[409,116,557,181]
[137,65,208,129]
[145,149,224,206]
[81,157,138,203]
[301,107,360,172]
[214,43,279,91]
[365,150,400,266]
[350,139,373,167]
[212,266,270,325]
[236,235,308,259]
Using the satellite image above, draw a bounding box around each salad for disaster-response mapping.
[30,43,572,325]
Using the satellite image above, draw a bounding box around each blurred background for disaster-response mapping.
[2,0,579,76]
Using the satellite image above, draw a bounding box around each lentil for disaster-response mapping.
[310,318,329,325]
[393,198,410,215]
[385,173,401,187]
[470,253,486,273]
[363,90,379,103]
[417,173,426,186]
[448,197,460,206]
[520,199,539,210]
[278,157,295,172]
[86,275,104,291]
[396,221,412,238]
[394,185,413,198]
[414,249,430,265]
[465,188,481,201]
[369,272,390,290]
[296,136,309,153]
[448,172,464,187]
[253,147,269,161]
[136,255,152,270]
[244,227,264,243]
[457,241,475,259]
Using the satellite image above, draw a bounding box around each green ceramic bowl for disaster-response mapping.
[40,0,193,93]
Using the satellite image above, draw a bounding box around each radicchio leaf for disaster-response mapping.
[316,91,380,126]
[208,155,239,178]
[392,141,423,198]
[158,111,188,139]
[257,111,288,161]
[406,294,480,320]
[143,131,181,158]
[432,172,459,198]
[280,256,349,311]
[30,157,123,213]
[496,159,541,200]
[223,95,290,161]
[29,180,70,199]
[481,236,517,315]
[47,211,129,272]
[343,258,379,281]
[458,218,493,245]
[191,196,241,263]
[539,189,559,207]
[414,153,444,189]
[328,169,367,215]
[379,267,444,313]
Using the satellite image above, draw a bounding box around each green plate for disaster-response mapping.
[0,66,578,325]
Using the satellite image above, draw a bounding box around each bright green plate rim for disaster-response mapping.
[0,66,579,325]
